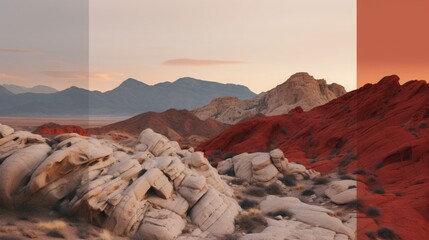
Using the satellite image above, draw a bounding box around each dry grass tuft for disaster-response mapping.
[36,220,67,233]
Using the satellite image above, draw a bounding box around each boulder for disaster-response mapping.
[260,196,355,239]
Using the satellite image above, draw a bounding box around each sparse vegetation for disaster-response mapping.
[375,162,385,169]
[345,199,364,210]
[313,176,330,185]
[367,176,377,184]
[266,182,283,195]
[366,231,377,240]
[366,206,380,217]
[225,167,235,177]
[223,234,240,240]
[231,178,245,185]
[419,122,428,129]
[267,210,294,218]
[353,169,367,175]
[337,169,348,176]
[301,189,315,196]
[235,213,267,234]
[222,151,236,160]
[246,186,267,197]
[280,174,297,187]
[239,199,259,210]
[339,154,357,167]
[373,187,385,194]
[377,227,402,240]
[339,174,355,180]
[46,230,65,238]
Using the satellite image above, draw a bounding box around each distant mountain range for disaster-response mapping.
[193,72,346,124]
[0,77,256,116]
[1,84,58,94]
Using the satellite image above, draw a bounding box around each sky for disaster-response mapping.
[0,0,357,93]
[357,0,429,87]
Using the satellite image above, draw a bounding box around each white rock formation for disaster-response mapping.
[218,149,320,184]
[260,196,355,240]
[325,180,357,204]
[0,125,240,239]
[240,218,346,240]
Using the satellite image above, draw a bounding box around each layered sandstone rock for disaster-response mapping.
[0,125,240,239]
[193,72,346,124]
[218,149,320,184]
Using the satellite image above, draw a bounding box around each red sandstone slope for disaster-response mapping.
[34,122,88,136]
[88,109,229,146]
[198,76,429,239]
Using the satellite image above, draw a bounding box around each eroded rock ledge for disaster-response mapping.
[0,126,239,239]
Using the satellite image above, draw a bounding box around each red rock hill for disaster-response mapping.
[198,75,429,239]
[34,122,88,136]
[88,109,229,147]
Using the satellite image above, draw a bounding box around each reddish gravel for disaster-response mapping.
[198,75,429,239]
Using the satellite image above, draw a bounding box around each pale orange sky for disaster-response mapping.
[358,0,429,86]
[0,0,356,93]
[89,0,356,93]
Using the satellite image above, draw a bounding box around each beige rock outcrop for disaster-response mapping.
[219,149,319,184]
[0,125,240,239]
[325,180,357,205]
[260,196,355,240]
[193,73,346,124]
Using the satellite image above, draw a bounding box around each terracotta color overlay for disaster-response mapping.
[357,0,429,86]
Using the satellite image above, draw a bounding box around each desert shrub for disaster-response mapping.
[313,176,330,185]
[223,234,240,240]
[267,210,294,218]
[231,178,244,185]
[235,213,267,233]
[353,169,367,175]
[222,151,236,160]
[373,187,385,194]
[345,199,364,210]
[337,169,348,175]
[375,162,385,169]
[213,149,222,157]
[225,167,235,177]
[301,189,315,196]
[239,199,259,210]
[339,154,357,167]
[365,231,377,240]
[266,182,283,195]
[246,186,267,197]
[348,185,357,189]
[413,180,424,185]
[339,174,355,180]
[280,174,297,187]
[377,227,402,240]
[46,230,65,238]
[367,176,377,184]
[366,206,380,217]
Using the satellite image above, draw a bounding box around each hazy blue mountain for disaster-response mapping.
[0,86,14,96]
[2,84,58,94]
[0,77,256,116]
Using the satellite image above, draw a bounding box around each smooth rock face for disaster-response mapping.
[260,196,356,240]
[240,218,338,240]
[221,149,319,184]
[193,72,346,124]
[0,125,240,240]
[325,180,357,204]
